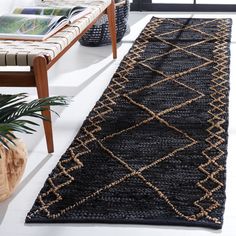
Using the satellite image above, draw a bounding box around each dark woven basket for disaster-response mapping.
[79,0,129,47]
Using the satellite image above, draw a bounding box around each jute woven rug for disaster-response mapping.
[26,17,232,229]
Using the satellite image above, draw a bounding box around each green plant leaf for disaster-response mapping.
[0,93,70,150]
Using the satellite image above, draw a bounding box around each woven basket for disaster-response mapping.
[79,0,129,47]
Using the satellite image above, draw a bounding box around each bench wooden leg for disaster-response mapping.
[107,0,117,59]
[33,56,54,153]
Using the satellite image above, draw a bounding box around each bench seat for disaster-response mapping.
[0,0,113,66]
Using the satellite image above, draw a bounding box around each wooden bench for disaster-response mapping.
[0,0,117,153]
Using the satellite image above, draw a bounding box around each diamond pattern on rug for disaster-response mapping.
[26,17,231,229]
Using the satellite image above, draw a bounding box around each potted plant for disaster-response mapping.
[0,93,69,201]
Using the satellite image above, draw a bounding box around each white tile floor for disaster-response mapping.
[0,12,236,236]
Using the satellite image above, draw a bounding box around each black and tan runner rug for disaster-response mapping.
[26,17,232,229]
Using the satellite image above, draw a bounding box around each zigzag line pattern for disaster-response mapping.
[194,19,231,224]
